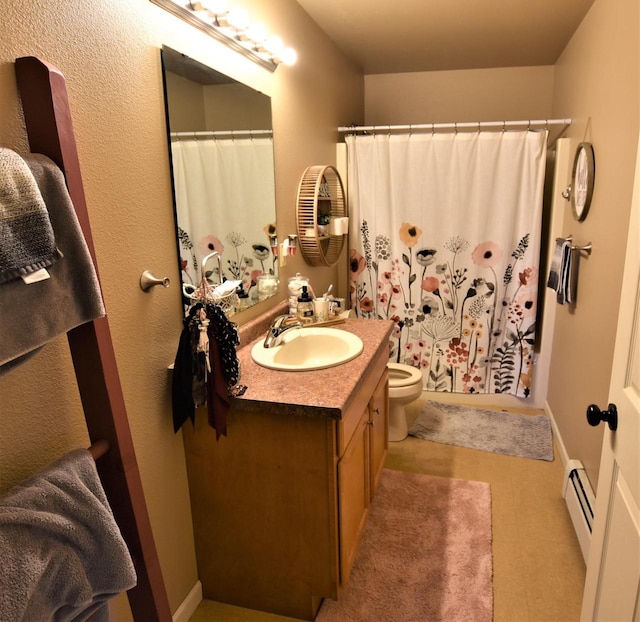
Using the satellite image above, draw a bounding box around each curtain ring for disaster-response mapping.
[431,123,435,135]
[454,122,458,134]
[409,123,413,136]
[502,121,506,132]
[527,120,531,131]
[477,121,481,133]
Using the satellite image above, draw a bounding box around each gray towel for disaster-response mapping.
[0,148,59,284]
[0,449,137,621]
[558,241,573,304]
[0,154,105,373]
[546,237,572,304]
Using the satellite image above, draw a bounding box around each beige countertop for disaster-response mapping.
[234,304,393,420]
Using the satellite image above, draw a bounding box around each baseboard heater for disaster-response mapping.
[562,459,595,562]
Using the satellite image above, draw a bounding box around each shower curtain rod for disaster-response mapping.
[170,129,273,139]
[338,118,572,134]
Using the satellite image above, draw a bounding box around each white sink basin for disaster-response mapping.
[251,327,364,371]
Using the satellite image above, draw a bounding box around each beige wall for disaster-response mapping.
[165,73,272,132]
[203,82,272,131]
[548,0,639,490]
[164,71,207,131]
[365,65,556,124]
[0,0,362,618]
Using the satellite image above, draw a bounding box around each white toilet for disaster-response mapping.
[387,363,424,441]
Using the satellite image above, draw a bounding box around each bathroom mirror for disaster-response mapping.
[161,46,278,314]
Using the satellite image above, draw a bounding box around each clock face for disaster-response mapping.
[574,149,589,208]
[571,143,595,221]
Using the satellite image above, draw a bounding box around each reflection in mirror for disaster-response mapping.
[161,46,278,315]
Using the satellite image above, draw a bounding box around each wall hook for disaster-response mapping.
[140,270,170,291]
[561,183,572,201]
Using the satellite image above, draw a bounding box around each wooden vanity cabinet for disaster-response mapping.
[182,339,389,621]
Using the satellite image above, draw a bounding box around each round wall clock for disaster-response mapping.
[571,142,595,222]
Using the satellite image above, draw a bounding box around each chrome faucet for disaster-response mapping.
[263,314,303,348]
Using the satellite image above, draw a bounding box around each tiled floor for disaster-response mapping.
[190,398,586,622]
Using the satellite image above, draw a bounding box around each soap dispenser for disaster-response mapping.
[296,285,315,324]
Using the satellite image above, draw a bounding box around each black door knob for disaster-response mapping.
[586,403,618,431]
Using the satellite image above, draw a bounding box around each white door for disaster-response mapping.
[580,134,640,621]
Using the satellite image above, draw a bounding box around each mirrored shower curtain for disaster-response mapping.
[346,131,547,397]
[171,136,276,289]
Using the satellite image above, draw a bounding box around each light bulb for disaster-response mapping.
[264,35,284,56]
[246,22,267,44]
[280,47,298,66]
[227,7,250,31]
[202,0,228,16]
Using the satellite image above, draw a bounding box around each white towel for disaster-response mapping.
[0,449,136,621]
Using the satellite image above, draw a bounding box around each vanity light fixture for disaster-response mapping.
[151,0,297,71]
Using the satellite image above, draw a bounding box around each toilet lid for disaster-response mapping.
[387,363,423,387]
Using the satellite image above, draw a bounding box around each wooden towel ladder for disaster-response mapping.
[14,56,172,621]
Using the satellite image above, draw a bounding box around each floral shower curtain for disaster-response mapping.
[346,131,547,397]
[171,137,276,289]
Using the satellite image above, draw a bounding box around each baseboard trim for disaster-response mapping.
[544,399,569,471]
[172,580,202,622]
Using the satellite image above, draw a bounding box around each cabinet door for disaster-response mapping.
[369,369,388,497]
[337,409,370,585]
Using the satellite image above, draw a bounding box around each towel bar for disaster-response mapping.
[88,440,109,461]
[566,235,593,255]
[571,242,592,255]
